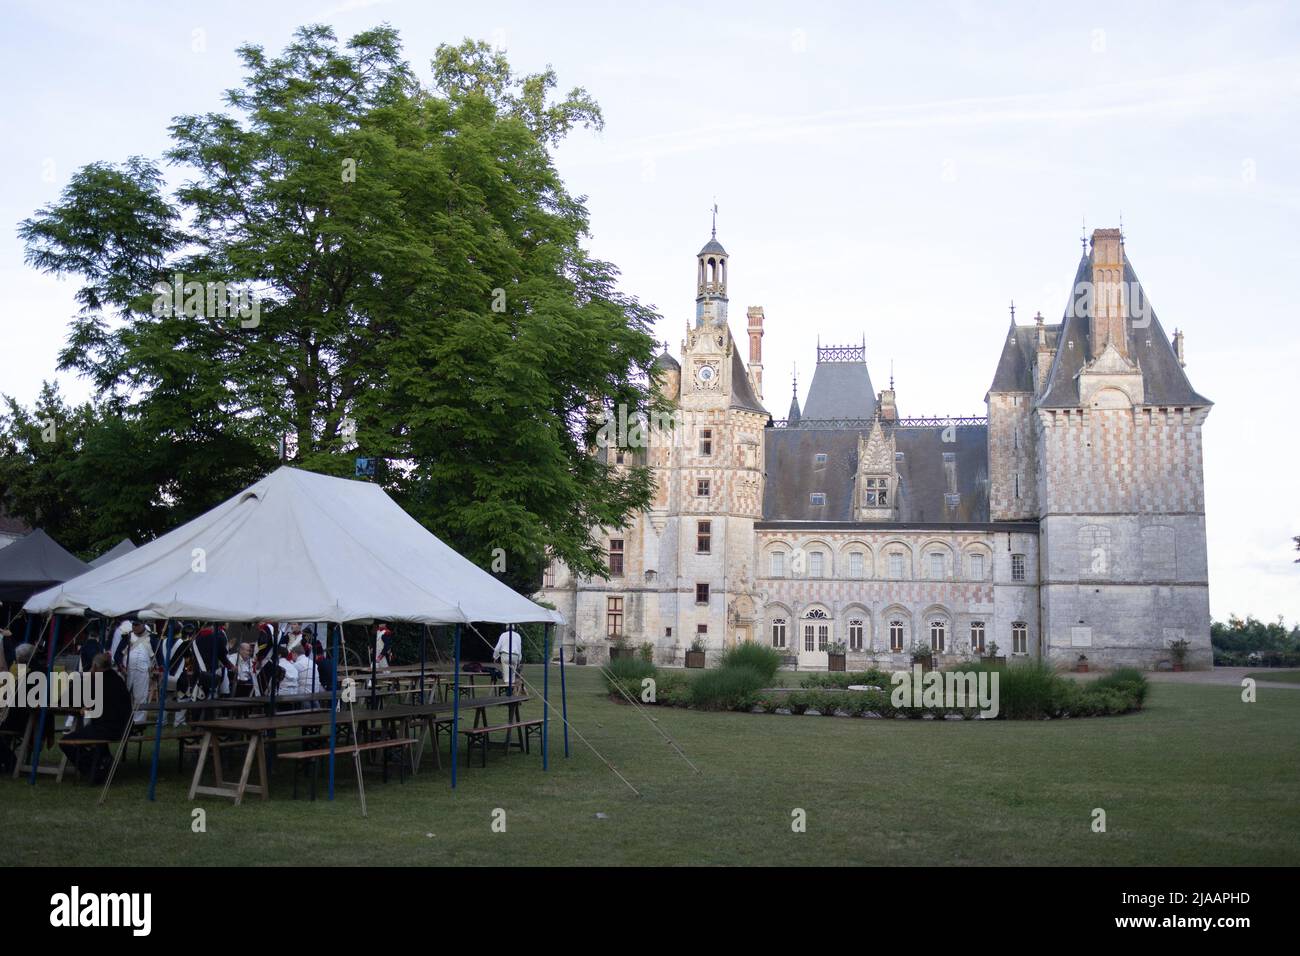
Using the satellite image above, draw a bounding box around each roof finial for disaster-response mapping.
[1009,299,1016,324]
[711,199,718,239]
[1081,216,1087,255]
[1118,210,1124,244]
[791,362,798,398]
[889,359,894,391]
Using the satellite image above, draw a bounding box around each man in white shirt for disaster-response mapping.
[275,646,299,698]
[294,628,319,702]
[493,626,523,694]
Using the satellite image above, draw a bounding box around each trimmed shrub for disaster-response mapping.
[689,664,768,710]
[719,643,783,684]
[800,669,892,690]
[603,657,657,699]
[993,658,1071,719]
[1091,667,1149,707]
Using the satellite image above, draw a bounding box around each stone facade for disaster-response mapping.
[539,227,1213,671]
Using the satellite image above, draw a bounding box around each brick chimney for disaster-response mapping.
[1089,228,1128,360]
[747,306,765,399]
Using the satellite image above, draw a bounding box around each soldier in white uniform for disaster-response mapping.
[113,619,160,723]
[493,626,524,694]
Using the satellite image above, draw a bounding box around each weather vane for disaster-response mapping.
[711,199,718,238]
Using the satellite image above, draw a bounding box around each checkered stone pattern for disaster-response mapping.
[987,392,1039,520]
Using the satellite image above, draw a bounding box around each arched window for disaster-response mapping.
[929,619,946,653]
[848,619,864,651]
[1012,622,1028,655]
[889,619,905,652]
[970,621,985,653]
[803,608,829,652]
[770,618,787,649]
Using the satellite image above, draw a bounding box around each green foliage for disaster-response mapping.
[718,643,782,683]
[688,665,767,711]
[603,656,656,699]
[800,669,891,689]
[1089,667,1149,707]
[10,25,663,593]
[1211,615,1300,663]
[993,659,1072,719]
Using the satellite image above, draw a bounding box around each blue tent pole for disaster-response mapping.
[542,623,550,771]
[559,625,570,758]
[147,620,175,801]
[329,623,340,801]
[28,614,59,785]
[451,623,462,790]
[419,625,427,704]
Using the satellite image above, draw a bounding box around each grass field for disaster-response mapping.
[1247,669,1300,685]
[2,665,1297,866]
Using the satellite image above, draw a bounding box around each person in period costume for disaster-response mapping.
[371,622,394,671]
[493,625,524,694]
[113,619,162,723]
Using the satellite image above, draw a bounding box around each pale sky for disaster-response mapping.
[1,1,1297,624]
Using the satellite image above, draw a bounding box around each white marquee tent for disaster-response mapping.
[25,466,562,627]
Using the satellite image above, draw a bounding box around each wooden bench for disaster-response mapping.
[459,719,543,768]
[58,728,200,782]
[280,737,418,800]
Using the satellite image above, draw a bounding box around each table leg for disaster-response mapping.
[188,732,212,800]
[233,736,258,806]
[254,736,268,801]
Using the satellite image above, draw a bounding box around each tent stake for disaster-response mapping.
[147,620,175,801]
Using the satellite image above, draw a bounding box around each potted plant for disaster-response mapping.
[1075,653,1089,673]
[609,637,634,661]
[638,641,655,663]
[983,640,1006,665]
[685,637,707,669]
[910,642,934,673]
[826,640,848,672]
[1169,638,1190,672]
[573,643,587,666]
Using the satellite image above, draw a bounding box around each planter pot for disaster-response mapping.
[574,654,587,666]
[609,646,635,661]
[983,655,1006,666]
[1172,663,1184,672]
[1075,663,1089,673]
[685,650,706,669]
[827,653,847,672]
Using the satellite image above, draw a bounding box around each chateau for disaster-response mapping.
[539,226,1213,671]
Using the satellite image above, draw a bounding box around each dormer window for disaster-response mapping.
[864,477,889,506]
[809,493,826,507]
[813,453,827,467]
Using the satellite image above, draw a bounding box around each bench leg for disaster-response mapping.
[187,732,212,800]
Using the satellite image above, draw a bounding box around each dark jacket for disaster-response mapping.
[88,669,132,741]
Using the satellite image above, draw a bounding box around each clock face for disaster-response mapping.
[697,365,715,382]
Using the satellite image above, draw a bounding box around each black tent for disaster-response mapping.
[0,529,91,603]
[89,538,137,568]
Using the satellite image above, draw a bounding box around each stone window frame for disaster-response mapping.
[696,520,711,554]
[970,621,986,654]
[1011,553,1026,581]
[770,618,787,649]
[699,428,713,457]
[696,477,711,498]
[608,539,624,577]
[695,582,710,605]
[1012,621,1028,655]
[606,596,623,638]
[863,475,889,507]
[888,619,906,652]
[848,618,865,651]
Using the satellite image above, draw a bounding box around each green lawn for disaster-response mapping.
[1247,669,1300,685]
[3,665,1297,866]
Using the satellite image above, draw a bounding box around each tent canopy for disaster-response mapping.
[89,538,137,568]
[24,467,562,626]
[0,529,91,603]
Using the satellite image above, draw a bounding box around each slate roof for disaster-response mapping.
[800,358,876,421]
[761,422,988,523]
[988,322,1060,394]
[729,348,767,415]
[1039,253,1211,408]
[698,237,727,257]
[652,349,680,371]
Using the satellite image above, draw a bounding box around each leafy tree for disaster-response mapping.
[15,25,661,591]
